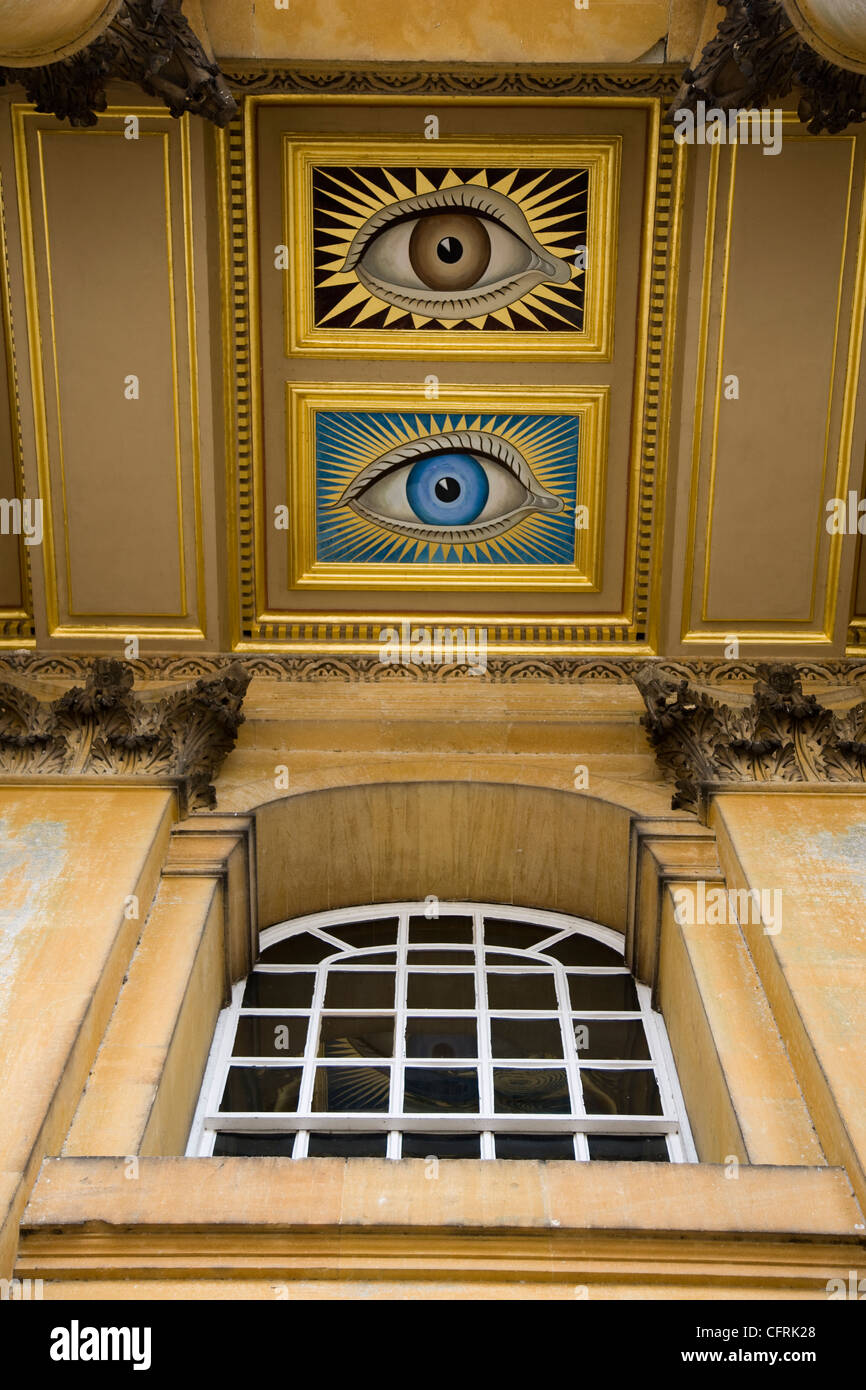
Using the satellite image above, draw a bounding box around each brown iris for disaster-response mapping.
[408,213,491,291]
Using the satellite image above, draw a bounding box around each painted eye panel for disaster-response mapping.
[342,185,571,320]
[328,430,564,545]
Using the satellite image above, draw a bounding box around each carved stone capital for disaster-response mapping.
[672,0,866,135]
[0,0,237,128]
[0,657,250,812]
[634,662,866,815]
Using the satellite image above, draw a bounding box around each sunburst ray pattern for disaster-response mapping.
[312,164,589,334]
[316,410,580,566]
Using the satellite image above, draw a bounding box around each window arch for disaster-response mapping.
[188,902,695,1162]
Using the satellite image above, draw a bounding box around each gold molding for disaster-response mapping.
[11,106,208,639]
[285,382,608,592]
[281,133,620,362]
[682,121,866,647]
[0,150,34,645]
[225,91,680,653]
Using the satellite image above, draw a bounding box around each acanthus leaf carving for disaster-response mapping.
[634,661,866,814]
[0,658,250,812]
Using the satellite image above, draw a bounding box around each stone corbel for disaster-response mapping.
[0,657,251,814]
[672,0,866,134]
[634,662,866,818]
[0,0,237,128]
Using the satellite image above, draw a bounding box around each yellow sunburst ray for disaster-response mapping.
[317,282,378,324]
[317,169,387,212]
[528,210,585,232]
[317,269,361,287]
[490,169,519,196]
[350,294,393,325]
[469,170,489,187]
[319,241,354,256]
[383,305,409,326]
[439,169,465,190]
[415,171,437,193]
[411,313,432,328]
[382,169,416,200]
[466,314,489,329]
[315,209,369,231]
[509,300,546,328]
[489,306,515,329]
[517,173,586,211]
[506,170,548,203]
[530,282,583,310]
[351,170,399,204]
[519,292,576,327]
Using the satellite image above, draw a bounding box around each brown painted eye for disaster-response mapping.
[408,213,491,291]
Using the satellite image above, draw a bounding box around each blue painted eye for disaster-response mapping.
[405,452,490,526]
[329,428,564,545]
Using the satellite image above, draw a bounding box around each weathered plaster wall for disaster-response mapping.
[0,786,175,1277]
[712,792,866,1209]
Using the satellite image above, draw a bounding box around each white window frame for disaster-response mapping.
[187,902,697,1163]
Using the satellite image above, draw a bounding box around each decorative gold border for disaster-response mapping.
[0,149,35,645]
[282,134,620,361]
[682,121,866,648]
[222,90,680,654]
[286,382,608,591]
[11,106,207,640]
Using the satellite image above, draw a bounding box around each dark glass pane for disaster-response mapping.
[257,933,337,965]
[493,1068,570,1114]
[242,972,315,1009]
[403,1068,479,1112]
[485,950,545,968]
[490,1017,563,1060]
[572,1019,650,1061]
[307,1133,388,1157]
[341,951,397,965]
[567,972,639,1012]
[483,918,552,950]
[312,1065,390,1112]
[588,1135,670,1162]
[407,973,475,1009]
[324,970,395,1009]
[409,915,474,944]
[212,1132,296,1156]
[541,934,622,967]
[409,949,475,965]
[219,1066,302,1113]
[233,1015,308,1058]
[401,1133,481,1158]
[485,972,557,1011]
[495,1134,576,1160]
[405,1016,477,1059]
[580,1068,662,1115]
[318,1015,394,1058]
[324,918,398,950]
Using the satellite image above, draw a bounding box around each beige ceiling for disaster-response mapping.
[0,12,865,660]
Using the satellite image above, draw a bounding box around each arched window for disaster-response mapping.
[188,902,695,1162]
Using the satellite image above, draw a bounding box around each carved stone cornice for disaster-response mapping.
[0,657,250,811]
[635,662,866,815]
[673,0,866,134]
[1,652,866,688]
[0,0,236,128]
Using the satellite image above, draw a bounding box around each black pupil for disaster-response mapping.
[435,477,461,503]
[437,237,462,264]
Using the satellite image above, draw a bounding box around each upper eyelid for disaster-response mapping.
[329,432,532,507]
[342,185,525,270]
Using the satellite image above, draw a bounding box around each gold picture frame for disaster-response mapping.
[283,135,621,361]
[287,383,609,591]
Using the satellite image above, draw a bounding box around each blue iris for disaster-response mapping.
[405,452,490,525]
